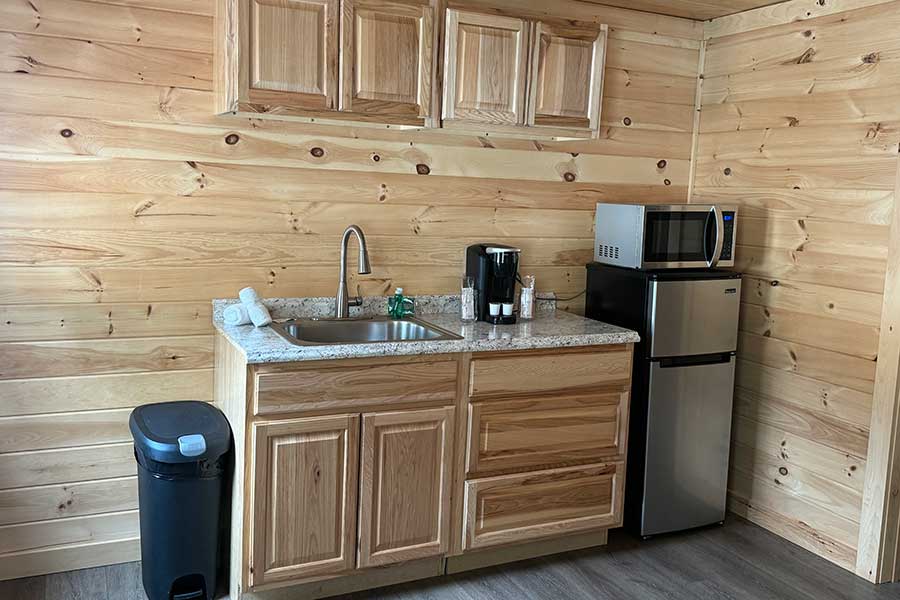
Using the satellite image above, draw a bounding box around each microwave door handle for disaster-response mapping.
[709,205,725,268]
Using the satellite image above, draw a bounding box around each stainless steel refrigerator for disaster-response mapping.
[586,264,741,537]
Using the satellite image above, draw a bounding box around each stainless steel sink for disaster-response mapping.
[271,316,462,346]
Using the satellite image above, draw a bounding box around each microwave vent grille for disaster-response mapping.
[600,244,619,260]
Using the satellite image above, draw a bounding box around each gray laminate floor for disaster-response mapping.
[2,518,899,600]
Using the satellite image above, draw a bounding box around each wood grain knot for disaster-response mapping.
[663,179,671,186]
[770,280,779,287]
[723,167,732,176]
[563,172,576,182]
[416,163,431,175]
[657,160,667,169]
[779,467,789,476]
[224,133,240,145]
[310,147,325,158]
[372,154,381,162]
[622,117,632,126]
[60,128,74,138]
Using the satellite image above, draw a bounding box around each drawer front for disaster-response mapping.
[254,359,459,415]
[463,462,624,550]
[467,392,628,476]
[468,346,631,400]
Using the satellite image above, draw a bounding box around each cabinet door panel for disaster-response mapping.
[528,23,607,131]
[358,407,453,567]
[340,0,434,122]
[246,0,339,110]
[250,415,358,588]
[443,10,528,126]
[463,462,623,550]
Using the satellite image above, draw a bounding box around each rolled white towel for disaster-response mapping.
[237,286,273,327]
[247,302,272,327]
[238,287,259,304]
[223,303,251,326]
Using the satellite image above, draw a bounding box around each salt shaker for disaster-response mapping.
[519,275,535,320]
[460,276,476,321]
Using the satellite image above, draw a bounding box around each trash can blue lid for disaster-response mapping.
[129,401,231,463]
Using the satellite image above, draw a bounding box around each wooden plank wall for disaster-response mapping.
[0,0,702,581]
[694,0,900,573]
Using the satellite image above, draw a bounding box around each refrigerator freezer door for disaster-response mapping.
[649,277,740,358]
[641,357,735,536]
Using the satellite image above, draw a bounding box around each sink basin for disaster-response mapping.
[271,316,462,346]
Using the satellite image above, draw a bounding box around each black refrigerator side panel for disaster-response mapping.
[623,358,650,535]
[585,264,650,351]
[586,263,652,536]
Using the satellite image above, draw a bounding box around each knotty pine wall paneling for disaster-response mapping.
[0,0,702,581]
[694,0,900,576]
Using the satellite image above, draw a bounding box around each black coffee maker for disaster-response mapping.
[466,244,521,324]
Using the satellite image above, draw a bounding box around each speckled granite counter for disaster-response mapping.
[213,294,639,364]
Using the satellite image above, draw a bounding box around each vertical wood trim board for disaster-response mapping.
[0,0,700,582]
[698,0,900,581]
[857,157,900,583]
[686,38,706,203]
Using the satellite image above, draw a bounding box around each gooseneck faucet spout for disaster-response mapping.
[336,225,371,318]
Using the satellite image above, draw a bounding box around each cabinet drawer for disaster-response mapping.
[467,392,627,476]
[462,462,624,550]
[468,346,631,400]
[254,359,458,416]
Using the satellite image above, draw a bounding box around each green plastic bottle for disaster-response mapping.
[387,287,415,319]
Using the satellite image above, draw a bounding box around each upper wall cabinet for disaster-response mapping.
[216,0,437,126]
[216,2,607,137]
[527,22,607,134]
[340,0,435,124]
[217,0,340,115]
[441,10,530,128]
[441,9,607,138]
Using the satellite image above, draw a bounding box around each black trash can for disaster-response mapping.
[129,401,232,600]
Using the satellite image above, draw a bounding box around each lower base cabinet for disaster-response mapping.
[358,407,454,567]
[249,407,454,589]
[219,345,635,598]
[462,462,625,551]
[250,415,360,588]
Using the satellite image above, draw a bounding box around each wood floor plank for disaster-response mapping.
[7,519,900,598]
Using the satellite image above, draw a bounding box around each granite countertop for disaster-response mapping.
[213,294,640,364]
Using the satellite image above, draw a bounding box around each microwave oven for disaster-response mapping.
[594,203,737,270]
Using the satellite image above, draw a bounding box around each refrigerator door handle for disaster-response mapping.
[658,352,733,368]
[707,205,725,268]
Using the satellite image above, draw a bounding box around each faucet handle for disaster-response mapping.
[348,285,363,307]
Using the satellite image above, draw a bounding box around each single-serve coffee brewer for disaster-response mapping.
[465,244,520,324]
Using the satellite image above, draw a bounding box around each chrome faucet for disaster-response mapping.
[335,225,371,318]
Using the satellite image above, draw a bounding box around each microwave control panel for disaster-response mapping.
[721,211,736,261]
